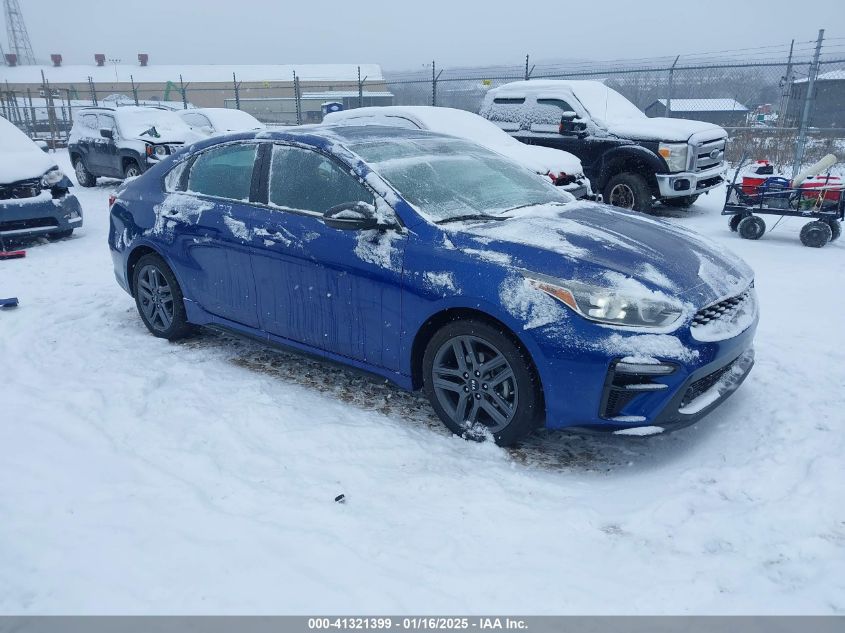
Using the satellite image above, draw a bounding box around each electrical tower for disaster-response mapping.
[4,0,36,65]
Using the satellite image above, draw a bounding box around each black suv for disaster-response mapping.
[480,80,728,211]
[68,106,199,186]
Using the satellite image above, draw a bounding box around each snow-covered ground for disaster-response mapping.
[1,152,843,614]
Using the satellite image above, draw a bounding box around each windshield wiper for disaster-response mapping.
[436,214,510,225]
[501,201,568,214]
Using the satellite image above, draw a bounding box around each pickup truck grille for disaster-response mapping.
[690,137,726,173]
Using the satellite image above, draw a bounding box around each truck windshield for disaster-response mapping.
[571,83,646,123]
[351,137,570,222]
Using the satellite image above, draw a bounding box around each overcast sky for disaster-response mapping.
[11,0,844,71]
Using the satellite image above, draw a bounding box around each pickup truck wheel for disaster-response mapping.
[604,173,652,212]
[662,195,700,208]
[73,159,96,187]
[124,161,141,179]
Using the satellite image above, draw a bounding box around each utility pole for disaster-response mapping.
[665,55,680,118]
[793,29,824,176]
[778,40,795,128]
[524,54,530,81]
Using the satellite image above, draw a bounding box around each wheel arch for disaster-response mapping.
[409,307,546,417]
[597,146,664,194]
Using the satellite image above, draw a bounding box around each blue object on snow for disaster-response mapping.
[0,297,19,308]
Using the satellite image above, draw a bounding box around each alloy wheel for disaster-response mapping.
[431,335,518,433]
[609,183,635,209]
[137,264,174,332]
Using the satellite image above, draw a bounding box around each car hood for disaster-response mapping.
[449,202,753,308]
[604,117,726,143]
[505,143,584,177]
[0,148,55,184]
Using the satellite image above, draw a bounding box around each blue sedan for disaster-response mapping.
[109,125,758,445]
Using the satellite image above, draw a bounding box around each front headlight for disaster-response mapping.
[41,168,65,187]
[658,143,689,173]
[524,272,684,329]
[153,145,168,158]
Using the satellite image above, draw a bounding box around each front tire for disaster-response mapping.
[124,160,142,180]
[422,319,542,446]
[132,253,194,340]
[73,158,96,187]
[603,172,653,212]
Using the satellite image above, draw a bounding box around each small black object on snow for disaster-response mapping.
[0,297,19,309]
[334,494,345,504]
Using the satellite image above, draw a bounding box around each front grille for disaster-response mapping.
[0,178,41,200]
[691,288,753,328]
[0,217,58,232]
[691,137,726,172]
[604,390,638,418]
[681,359,736,408]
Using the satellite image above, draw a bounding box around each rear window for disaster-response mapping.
[187,143,257,201]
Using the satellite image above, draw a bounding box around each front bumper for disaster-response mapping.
[0,192,83,240]
[656,164,726,199]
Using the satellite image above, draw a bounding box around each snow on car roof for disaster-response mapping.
[324,106,583,175]
[0,64,384,85]
[184,108,264,131]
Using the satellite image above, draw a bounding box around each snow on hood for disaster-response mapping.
[325,106,583,176]
[605,117,726,142]
[451,202,754,308]
[1,115,56,183]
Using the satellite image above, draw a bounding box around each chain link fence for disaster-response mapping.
[3,34,844,171]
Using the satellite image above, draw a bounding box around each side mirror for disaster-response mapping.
[100,128,114,140]
[323,202,387,231]
[559,112,587,137]
[35,140,49,152]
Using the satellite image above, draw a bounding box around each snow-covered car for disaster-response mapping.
[1,115,82,241]
[177,108,265,137]
[480,80,729,211]
[68,106,204,185]
[109,125,757,446]
[323,106,592,199]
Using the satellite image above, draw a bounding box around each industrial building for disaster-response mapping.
[0,55,393,124]
[645,98,749,126]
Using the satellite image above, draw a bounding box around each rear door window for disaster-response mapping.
[187,143,257,201]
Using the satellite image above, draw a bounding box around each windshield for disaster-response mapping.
[115,109,193,139]
[571,82,645,123]
[350,137,570,222]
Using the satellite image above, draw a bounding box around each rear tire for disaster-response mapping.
[73,158,96,187]
[603,172,653,212]
[422,319,542,447]
[662,195,700,208]
[132,253,194,340]
[738,215,766,240]
[826,219,841,242]
[800,221,832,248]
